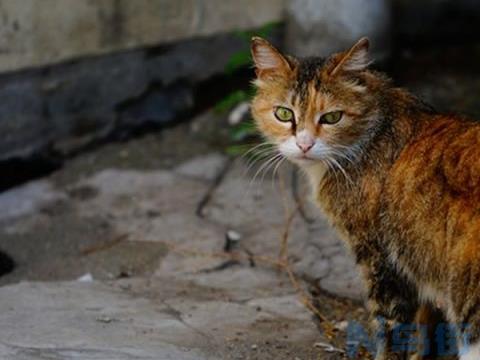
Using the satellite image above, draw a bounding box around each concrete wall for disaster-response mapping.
[286,0,391,59]
[0,0,285,161]
[0,0,284,73]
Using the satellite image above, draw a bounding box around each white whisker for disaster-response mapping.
[328,156,355,193]
[267,155,286,191]
[244,148,278,175]
[241,142,273,159]
[247,153,283,196]
[323,157,340,193]
[260,153,283,186]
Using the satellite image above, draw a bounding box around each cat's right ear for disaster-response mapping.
[251,37,292,79]
[329,37,371,76]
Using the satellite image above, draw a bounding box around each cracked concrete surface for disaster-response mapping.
[0,112,364,359]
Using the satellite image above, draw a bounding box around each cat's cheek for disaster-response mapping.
[307,139,332,159]
[256,116,292,140]
[278,136,301,159]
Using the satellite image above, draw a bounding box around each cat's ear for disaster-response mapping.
[329,37,370,76]
[251,37,292,78]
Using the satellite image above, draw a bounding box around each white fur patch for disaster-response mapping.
[459,340,480,360]
[387,245,447,311]
[304,163,328,191]
[418,283,441,304]
[252,78,266,88]
[278,136,302,158]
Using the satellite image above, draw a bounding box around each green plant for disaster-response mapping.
[214,90,250,114]
[225,21,281,75]
[215,22,281,155]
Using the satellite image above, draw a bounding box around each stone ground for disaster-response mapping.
[1,44,480,359]
[0,110,367,360]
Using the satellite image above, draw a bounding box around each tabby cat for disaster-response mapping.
[250,37,480,360]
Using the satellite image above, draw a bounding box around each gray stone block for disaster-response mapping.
[118,85,194,128]
[286,0,391,59]
[0,75,49,159]
[46,52,147,114]
[147,35,248,85]
[0,30,258,160]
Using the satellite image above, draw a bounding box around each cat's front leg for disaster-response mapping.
[450,261,480,360]
[360,259,420,360]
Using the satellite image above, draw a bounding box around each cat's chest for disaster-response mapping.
[314,172,385,240]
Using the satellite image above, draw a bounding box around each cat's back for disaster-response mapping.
[397,114,480,197]
[387,112,480,243]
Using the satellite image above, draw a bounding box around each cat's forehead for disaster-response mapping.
[291,57,327,104]
[295,57,326,86]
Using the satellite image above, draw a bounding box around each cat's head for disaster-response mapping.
[250,37,383,168]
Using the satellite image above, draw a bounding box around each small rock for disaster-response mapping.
[225,230,242,252]
[77,273,93,282]
[96,316,114,324]
[226,230,242,241]
[251,344,258,350]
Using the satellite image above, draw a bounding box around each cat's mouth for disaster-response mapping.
[290,155,318,165]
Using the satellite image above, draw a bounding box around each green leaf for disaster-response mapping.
[225,22,282,75]
[214,90,249,113]
[225,51,252,74]
[225,144,251,155]
[256,21,281,38]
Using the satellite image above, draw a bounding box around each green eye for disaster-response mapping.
[320,111,343,125]
[274,106,294,122]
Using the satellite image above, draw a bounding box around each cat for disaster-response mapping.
[250,36,480,360]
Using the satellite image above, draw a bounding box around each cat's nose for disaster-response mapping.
[295,130,315,153]
[296,142,314,153]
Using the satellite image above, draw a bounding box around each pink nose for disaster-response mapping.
[295,130,315,153]
[296,142,314,153]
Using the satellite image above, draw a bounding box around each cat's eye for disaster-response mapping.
[320,111,343,125]
[274,106,294,122]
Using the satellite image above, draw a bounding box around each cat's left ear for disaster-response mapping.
[251,37,292,78]
[329,37,371,76]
